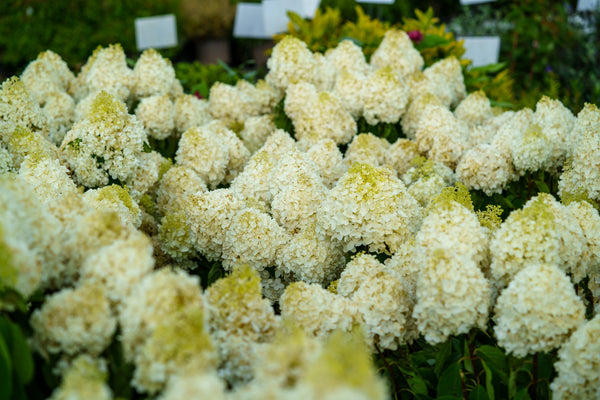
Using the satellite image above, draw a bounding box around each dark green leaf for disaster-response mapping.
[469,385,490,400]
[142,141,152,153]
[476,345,508,384]
[434,340,453,378]
[415,34,452,50]
[437,362,462,397]
[534,180,550,193]
[7,321,33,384]
[479,359,495,400]
[514,388,531,400]
[0,333,13,400]
[468,62,508,74]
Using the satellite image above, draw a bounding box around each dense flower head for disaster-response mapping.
[305,138,346,188]
[317,162,421,253]
[383,138,420,178]
[20,54,70,103]
[48,355,112,400]
[266,36,317,92]
[532,96,576,168]
[119,268,204,363]
[209,80,278,125]
[402,156,456,207]
[311,52,338,92]
[401,91,443,140]
[493,263,585,357]
[423,56,466,108]
[284,81,356,146]
[82,184,142,228]
[60,90,148,187]
[30,282,117,357]
[76,44,133,102]
[41,90,76,145]
[173,93,211,133]
[133,48,181,99]
[564,200,600,277]
[490,193,587,286]
[370,29,424,78]
[338,253,412,349]
[550,313,600,399]
[558,103,600,203]
[156,164,207,215]
[238,114,276,154]
[344,132,390,169]
[454,90,494,128]
[333,68,366,119]
[0,76,48,140]
[456,142,516,195]
[7,125,60,170]
[135,94,175,140]
[159,371,226,400]
[362,66,409,125]
[326,39,372,76]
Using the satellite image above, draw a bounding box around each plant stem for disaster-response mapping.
[375,343,399,399]
[468,331,480,385]
[530,353,538,400]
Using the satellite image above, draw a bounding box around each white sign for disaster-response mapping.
[459,36,501,67]
[357,0,395,3]
[301,0,320,18]
[262,0,305,36]
[460,0,496,4]
[577,0,600,11]
[234,3,268,38]
[135,14,177,50]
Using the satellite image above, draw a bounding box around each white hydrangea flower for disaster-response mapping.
[344,133,390,169]
[490,193,587,286]
[221,207,290,272]
[383,138,420,178]
[0,147,12,173]
[42,90,75,145]
[21,56,68,103]
[304,139,346,188]
[209,80,278,125]
[338,254,412,349]
[492,107,533,154]
[159,371,227,400]
[156,164,207,214]
[317,162,421,253]
[135,94,175,140]
[565,200,600,278]
[532,96,576,168]
[77,44,133,102]
[83,184,142,228]
[266,36,316,92]
[494,263,585,357]
[456,143,516,195]
[30,282,117,357]
[174,94,211,133]
[401,92,443,140]
[312,52,337,92]
[469,110,515,148]
[333,68,366,119]
[60,91,148,187]
[402,157,456,207]
[423,56,466,108]
[362,66,409,125]
[326,39,371,76]
[454,90,494,129]
[119,268,204,362]
[132,48,180,99]
[123,150,163,201]
[79,231,154,308]
[558,103,600,203]
[280,281,359,339]
[276,222,345,285]
[284,81,356,146]
[551,313,600,399]
[239,114,276,154]
[48,355,112,400]
[0,76,48,140]
[370,29,424,78]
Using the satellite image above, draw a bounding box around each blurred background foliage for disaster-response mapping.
[0,0,599,112]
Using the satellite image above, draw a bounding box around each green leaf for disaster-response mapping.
[7,320,33,384]
[476,345,508,384]
[514,388,531,400]
[434,340,453,377]
[469,385,490,400]
[534,180,550,193]
[468,62,508,74]
[479,359,495,400]
[0,333,13,400]
[416,34,451,50]
[437,362,462,397]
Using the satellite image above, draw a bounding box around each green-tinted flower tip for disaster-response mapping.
[346,162,393,200]
[207,265,262,312]
[327,280,338,294]
[139,194,157,216]
[67,138,83,151]
[513,193,556,230]
[409,156,436,180]
[97,185,137,216]
[87,91,127,126]
[428,182,474,212]
[523,123,545,142]
[560,188,600,211]
[158,158,173,180]
[158,212,190,244]
[476,204,503,232]
[0,234,17,289]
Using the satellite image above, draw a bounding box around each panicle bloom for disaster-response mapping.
[423,56,466,108]
[48,355,112,400]
[276,222,345,285]
[337,254,412,349]
[305,138,346,188]
[370,29,424,78]
[490,193,587,286]
[132,48,181,99]
[383,138,420,178]
[564,200,600,277]
[159,371,226,400]
[532,96,576,168]
[493,263,585,357]
[326,39,372,76]
[82,184,142,228]
[0,76,48,140]
[454,90,494,128]
[7,125,60,172]
[76,44,133,102]
[558,103,600,203]
[20,54,69,102]
[284,81,356,146]
[135,94,175,140]
[550,313,600,399]
[119,268,204,362]
[208,80,278,125]
[414,103,468,169]
[156,164,207,215]
[280,281,359,339]
[456,143,516,195]
[311,52,338,92]
[41,90,76,145]
[333,68,366,119]
[30,282,117,357]
[344,132,390,169]
[174,93,211,133]
[317,162,421,253]
[362,66,409,125]
[60,90,148,187]
[402,156,456,207]
[266,36,316,92]
[79,231,155,308]
[158,211,196,262]
[239,114,276,154]
[401,92,443,140]
[221,207,290,272]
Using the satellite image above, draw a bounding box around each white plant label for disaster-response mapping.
[577,0,600,11]
[301,0,320,18]
[234,3,268,38]
[357,0,395,4]
[459,36,501,67]
[135,14,177,50]
[460,0,497,4]
[262,0,306,36]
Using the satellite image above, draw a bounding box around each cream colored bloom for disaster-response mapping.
[159,371,226,400]
[401,92,443,140]
[30,283,117,357]
[83,184,142,228]
[384,138,420,178]
[0,76,48,140]
[362,66,409,125]
[456,143,516,195]
[77,44,133,102]
[454,90,494,128]
[135,94,175,140]
[494,263,585,357]
[333,68,366,119]
[49,355,112,400]
[344,133,390,169]
[156,164,207,214]
[326,39,371,76]
[174,94,211,133]
[266,36,316,92]
[423,56,466,108]
[370,29,424,78]
[239,115,276,154]
[305,139,346,188]
[133,48,180,99]
[42,90,76,145]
